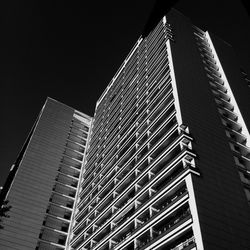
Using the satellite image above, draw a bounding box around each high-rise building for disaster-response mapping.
[0,98,92,250]
[69,9,250,250]
[1,7,250,250]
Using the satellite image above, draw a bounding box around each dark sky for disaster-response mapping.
[0,0,249,186]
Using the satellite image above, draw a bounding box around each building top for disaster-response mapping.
[46,97,93,122]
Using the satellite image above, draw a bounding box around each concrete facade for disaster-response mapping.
[0,98,92,250]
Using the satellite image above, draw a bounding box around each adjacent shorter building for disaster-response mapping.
[1,7,250,250]
[0,98,92,250]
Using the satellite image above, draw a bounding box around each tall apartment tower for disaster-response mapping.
[70,9,250,250]
[1,8,250,250]
[0,98,92,250]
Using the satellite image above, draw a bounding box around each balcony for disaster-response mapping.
[63,148,84,161]
[95,185,188,250]
[214,97,234,112]
[76,130,193,233]
[46,203,72,220]
[74,132,193,236]
[53,183,76,198]
[71,118,89,132]
[66,140,85,154]
[60,156,82,170]
[70,126,88,139]
[58,164,80,178]
[230,142,250,158]
[239,171,250,187]
[135,206,191,250]
[225,129,247,146]
[39,228,67,247]
[221,116,242,133]
[67,133,87,146]
[156,228,195,250]
[234,156,250,172]
[170,236,195,250]
[49,193,74,209]
[56,173,78,188]
[218,108,238,122]
[72,148,192,249]
[42,215,69,233]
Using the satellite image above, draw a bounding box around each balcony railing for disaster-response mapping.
[134,213,191,250]
[72,149,194,248]
[171,236,195,250]
[91,187,188,250]
[75,127,181,228]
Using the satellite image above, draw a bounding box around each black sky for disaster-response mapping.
[0,0,250,186]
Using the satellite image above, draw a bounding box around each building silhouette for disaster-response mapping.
[1,7,250,250]
[0,98,92,249]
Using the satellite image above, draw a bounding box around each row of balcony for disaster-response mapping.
[71,117,89,133]
[38,228,67,247]
[87,28,170,166]
[94,229,195,250]
[145,18,166,52]
[79,117,178,213]
[81,109,174,205]
[89,60,170,160]
[133,207,191,250]
[194,28,250,205]
[83,84,174,192]
[90,185,188,250]
[80,202,191,250]
[77,115,178,218]
[84,80,174,187]
[37,115,90,250]
[88,69,169,169]
[78,120,191,230]
[196,31,250,157]
[72,144,195,248]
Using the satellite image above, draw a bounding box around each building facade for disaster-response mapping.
[70,9,250,250]
[0,98,92,250]
[1,8,250,250]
